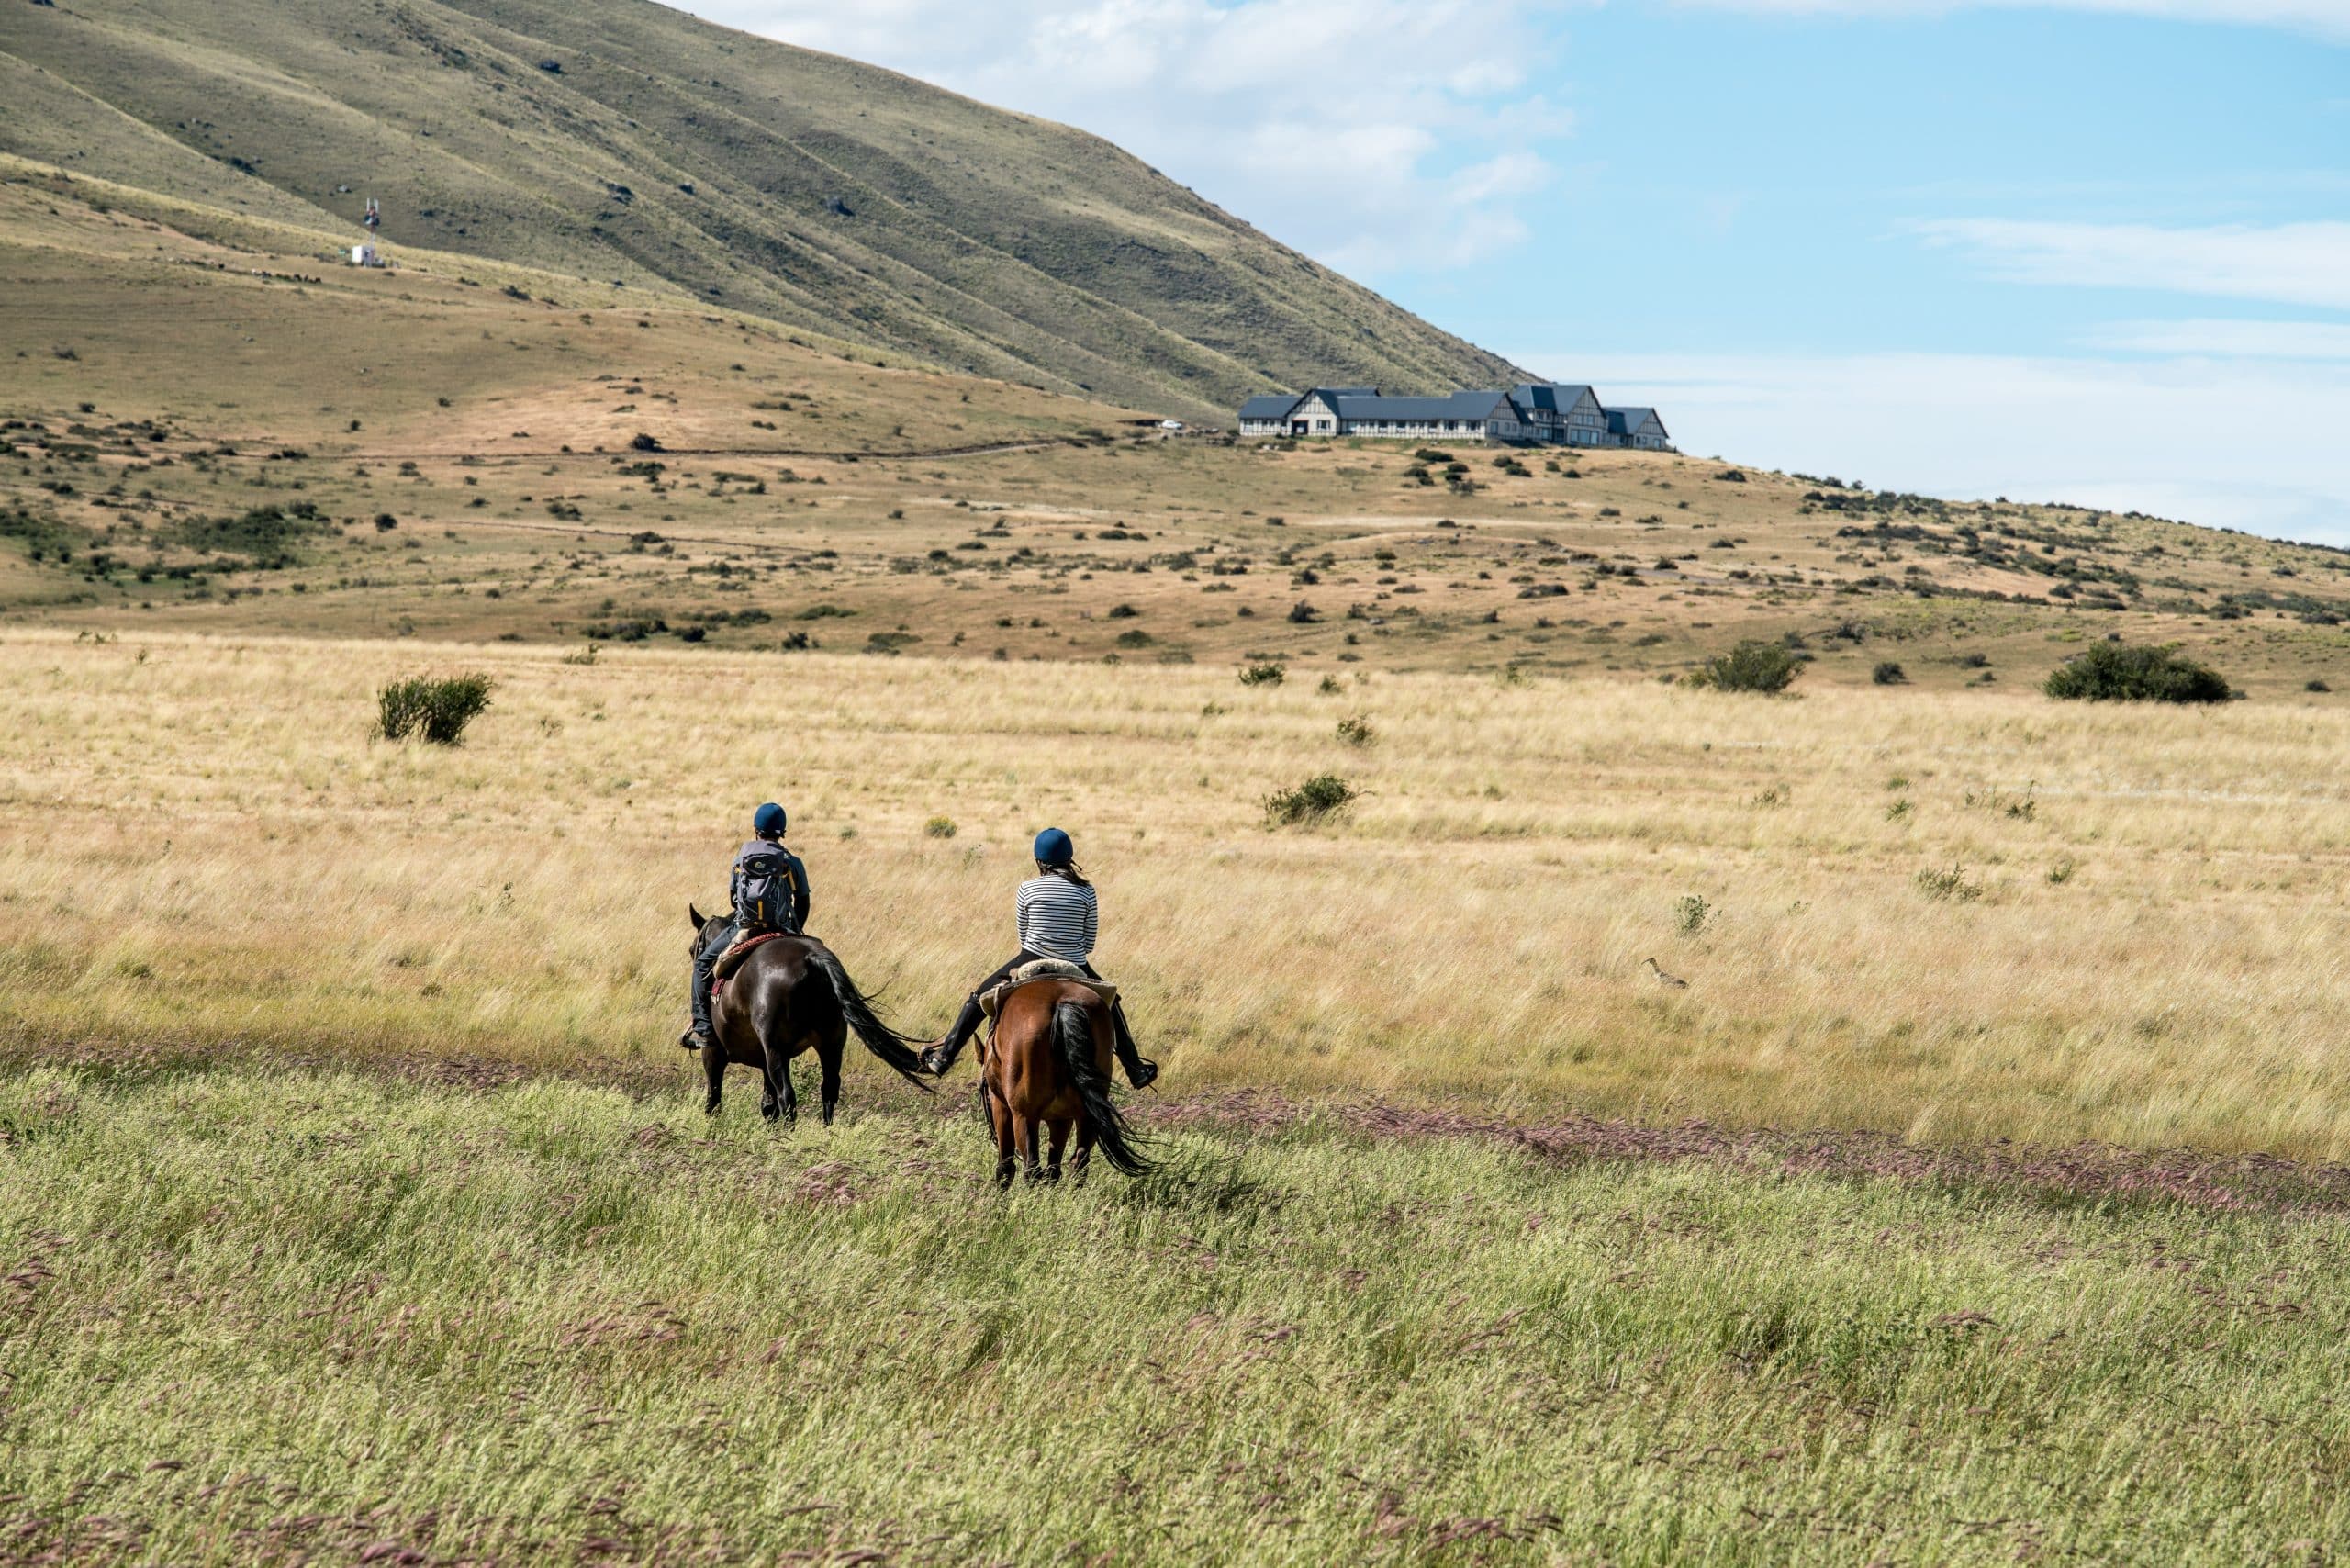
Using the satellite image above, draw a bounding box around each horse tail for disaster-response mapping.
[807,946,934,1093]
[1053,999,1151,1177]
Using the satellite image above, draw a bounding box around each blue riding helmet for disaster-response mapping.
[752,801,788,837]
[1033,826,1074,867]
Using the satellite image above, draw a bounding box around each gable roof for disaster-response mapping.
[1606,406,1665,435]
[1237,393,1304,420]
[1512,383,1599,415]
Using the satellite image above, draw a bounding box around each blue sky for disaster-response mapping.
[685,0,2349,542]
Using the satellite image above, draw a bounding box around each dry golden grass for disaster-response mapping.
[7,628,2350,1157]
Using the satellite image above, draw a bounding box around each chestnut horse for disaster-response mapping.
[981,979,1151,1186]
[688,906,931,1123]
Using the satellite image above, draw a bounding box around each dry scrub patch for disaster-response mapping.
[6,632,2350,1156]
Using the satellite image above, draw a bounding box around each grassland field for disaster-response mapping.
[12,148,2350,1567]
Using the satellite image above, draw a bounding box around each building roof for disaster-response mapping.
[1512,383,1599,414]
[1237,394,1304,420]
[1606,406,1665,435]
[1326,389,1513,422]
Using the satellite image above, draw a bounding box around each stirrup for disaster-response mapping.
[681,1025,714,1052]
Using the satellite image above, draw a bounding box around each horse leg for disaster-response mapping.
[990,1087,1017,1189]
[1045,1118,1070,1184]
[818,1036,843,1127]
[703,1036,726,1116]
[1016,1114,1045,1185]
[1072,1120,1095,1188]
[769,1049,797,1126]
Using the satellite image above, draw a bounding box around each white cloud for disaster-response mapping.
[1516,349,2350,543]
[678,0,1566,275]
[1668,0,2350,40]
[2087,319,2350,359]
[1911,219,2350,311]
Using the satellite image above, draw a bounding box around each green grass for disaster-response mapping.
[6,1063,2348,1563]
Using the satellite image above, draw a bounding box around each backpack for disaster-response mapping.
[736,851,800,932]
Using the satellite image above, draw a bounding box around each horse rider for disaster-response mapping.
[682,801,810,1051]
[920,827,1158,1088]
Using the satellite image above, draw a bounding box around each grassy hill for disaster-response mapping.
[7,168,2350,693]
[0,0,1526,422]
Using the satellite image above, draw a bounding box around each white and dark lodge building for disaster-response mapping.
[1237,383,1670,450]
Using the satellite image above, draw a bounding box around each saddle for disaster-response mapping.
[711,930,790,994]
[978,958,1118,1022]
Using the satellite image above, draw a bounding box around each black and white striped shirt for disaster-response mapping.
[1015,874,1098,963]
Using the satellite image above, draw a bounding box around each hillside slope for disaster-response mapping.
[0,0,1526,421]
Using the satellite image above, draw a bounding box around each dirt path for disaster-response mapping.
[20,1037,2350,1217]
[1154,1089,2350,1216]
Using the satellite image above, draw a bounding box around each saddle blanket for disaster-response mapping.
[711,930,790,995]
[978,958,1118,1021]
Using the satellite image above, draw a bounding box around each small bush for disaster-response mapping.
[1673,894,1710,936]
[1916,862,1984,902]
[630,432,664,452]
[2044,642,2231,703]
[2306,678,2331,693]
[923,816,957,839]
[1288,600,1320,624]
[1238,661,1285,688]
[1264,774,1356,827]
[1873,661,1908,685]
[1337,714,1375,747]
[1691,640,1800,694]
[376,673,494,745]
[2047,857,2077,885]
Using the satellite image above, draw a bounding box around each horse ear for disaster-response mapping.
[688,902,705,929]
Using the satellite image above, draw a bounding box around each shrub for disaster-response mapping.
[1916,862,1984,902]
[629,432,663,452]
[1106,603,1140,619]
[1237,661,1285,687]
[2307,678,2331,693]
[376,673,494,745]
[1673,894,1710,936]
[1264,774,1356,827]
[1288,600,1320,624]
[374,513,398,532]
[1873,661,1908,685]
[1691,640,1800,694]
[2044,643,2231,703]
[923,816,957,839]
[1337,714,1375,747]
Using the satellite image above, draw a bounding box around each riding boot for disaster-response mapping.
[922,995,987,1076]
[1109,1000,1158,1090]
[682,953,718,1051]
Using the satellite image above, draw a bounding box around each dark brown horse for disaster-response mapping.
[688,906,932,1123]
[980,979,1151,1186]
